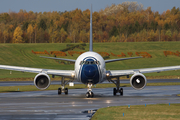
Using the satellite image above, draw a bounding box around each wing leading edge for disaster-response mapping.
[108,65,180,77]
[0,65,74,77]
[105,56,142,63]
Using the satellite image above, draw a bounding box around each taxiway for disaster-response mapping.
[0,85,180,120]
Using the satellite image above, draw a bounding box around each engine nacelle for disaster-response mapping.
[34,73,51,90]
[130,73,147,90]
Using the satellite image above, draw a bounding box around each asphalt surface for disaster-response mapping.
[1,79,180,86]
[0,85,180,120]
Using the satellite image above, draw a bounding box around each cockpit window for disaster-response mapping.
[80,60,100,65]
[85,61,90,64]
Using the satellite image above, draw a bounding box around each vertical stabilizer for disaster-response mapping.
[89,5,93,51]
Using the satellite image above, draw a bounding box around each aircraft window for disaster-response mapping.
[80,60,100,65]
[85,61,89,64]
[80,61,83,65]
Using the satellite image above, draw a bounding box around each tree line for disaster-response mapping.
[0,1,180,43]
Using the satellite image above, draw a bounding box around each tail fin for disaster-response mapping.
[89,4,93,51]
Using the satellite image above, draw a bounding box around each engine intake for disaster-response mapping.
[34,73,51,90]
[130,73,147,90]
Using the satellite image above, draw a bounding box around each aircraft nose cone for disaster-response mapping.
[83,65,97,78]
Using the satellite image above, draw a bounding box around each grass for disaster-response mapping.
[1,82,180,93]
[92,104,180,120]
[0,42,180,80]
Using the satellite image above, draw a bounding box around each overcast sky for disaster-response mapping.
[0,0,180,14]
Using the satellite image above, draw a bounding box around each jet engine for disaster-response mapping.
[130,73,147,90]
[34,73,51,90]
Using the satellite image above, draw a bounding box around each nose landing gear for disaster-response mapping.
[86,83,94,98]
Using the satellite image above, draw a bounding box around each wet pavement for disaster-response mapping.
[0,85,180,120]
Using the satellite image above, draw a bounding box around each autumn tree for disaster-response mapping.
[60,28,67,43]
[38,19,47,31]
[0,13,11,24]
[109,26,119,37]
[71,29,78,43]
[33,24,38,43]
[79,30,87,43]
[49,26,55,43]
[13,26,23,43]
[3,29,9,43]
[27,24,33,43]
[0,3,180,43]
[0,23,8,43]
[37,28,44,43]
[22,22,29,31]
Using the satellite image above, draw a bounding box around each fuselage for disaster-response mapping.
[74,51,107,85]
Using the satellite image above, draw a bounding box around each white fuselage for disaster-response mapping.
[74,51,107,84]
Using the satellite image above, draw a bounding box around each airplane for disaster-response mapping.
[1,6,180,98]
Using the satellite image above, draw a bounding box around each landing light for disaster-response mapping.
[106,73,110,77]
[71,72,75,78]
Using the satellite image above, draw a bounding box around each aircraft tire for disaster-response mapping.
[58,88,62,95]
[91,92,94,98]
[113,88,117,96]
[120,88,123,96]
[65,88,68,95]
[86,92,90,98]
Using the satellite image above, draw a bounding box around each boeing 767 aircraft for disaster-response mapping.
[1,6,180,98]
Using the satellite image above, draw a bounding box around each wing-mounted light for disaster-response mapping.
[106,71,111,80]
[71,72,75,78]
[106,72,110,77]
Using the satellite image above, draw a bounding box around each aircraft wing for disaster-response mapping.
[108,65,180,77]
[105,56,142,63]
[0,65,74,77]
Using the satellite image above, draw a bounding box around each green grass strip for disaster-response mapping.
[92,104,180,120]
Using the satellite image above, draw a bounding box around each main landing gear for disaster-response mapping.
[86,83,94,98]
[58,77,72,95]
[58,87,68,95]
[109,77,123,96]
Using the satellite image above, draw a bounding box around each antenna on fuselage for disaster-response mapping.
[89,4,93,51]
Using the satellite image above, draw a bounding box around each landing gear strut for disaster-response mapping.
[86,83,94,98]
[58,77,71,95]
[109,77,123,96]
